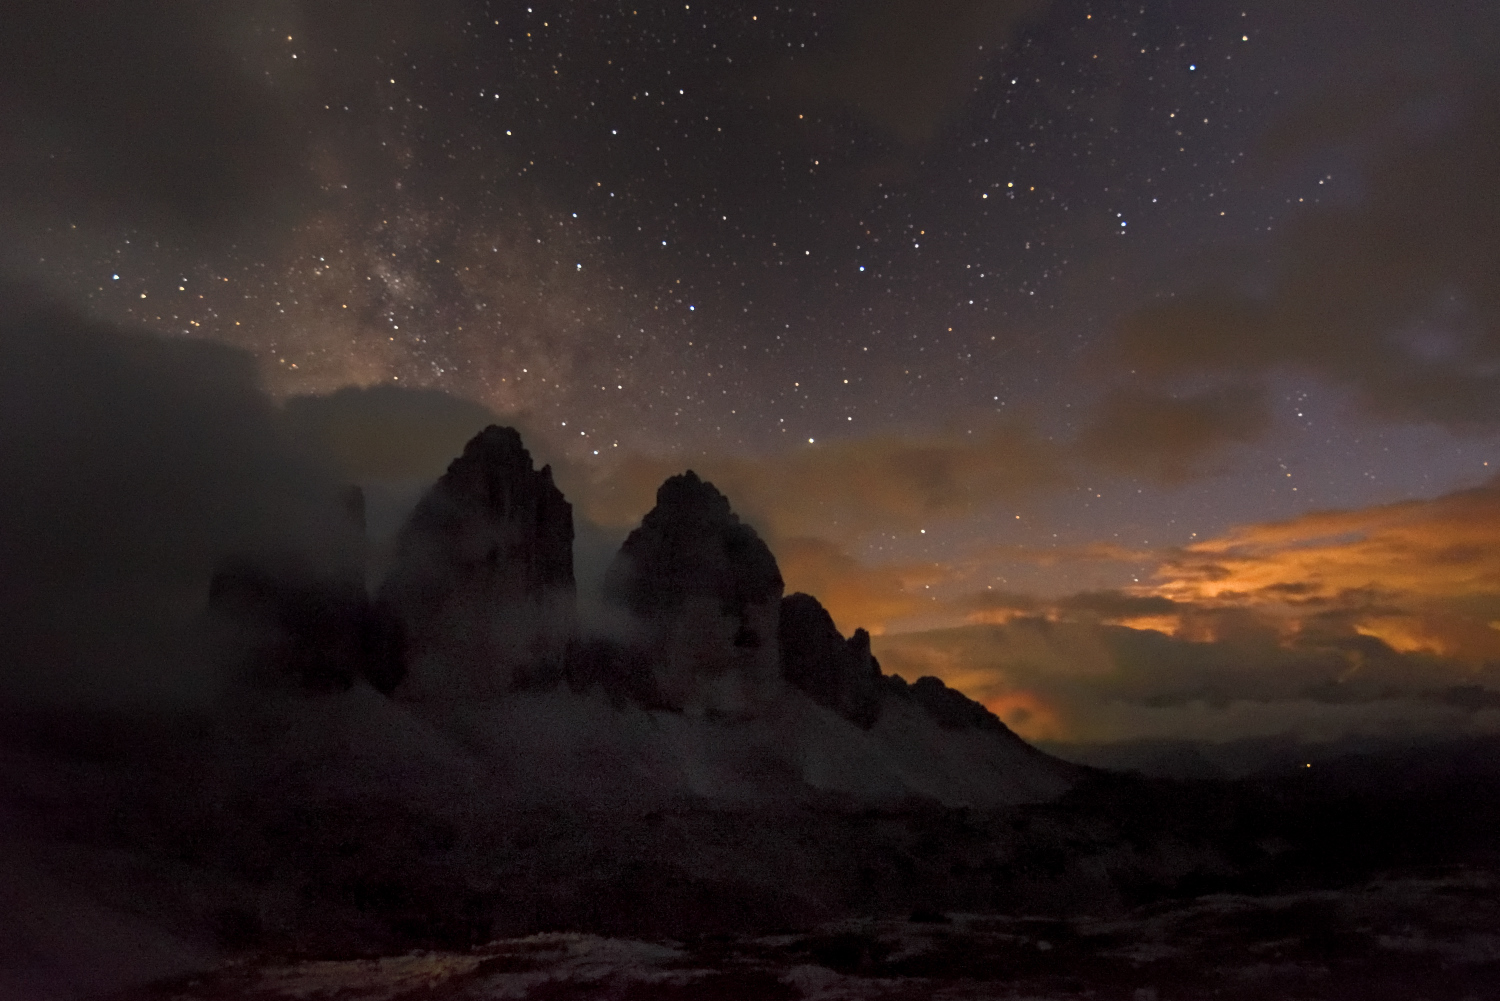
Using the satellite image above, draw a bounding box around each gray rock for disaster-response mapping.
[778,592,883,729]
[603,471,783,712]
[378,426,574,698]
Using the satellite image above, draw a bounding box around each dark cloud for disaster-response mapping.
[279,385,501,482]
[961,589,1044,617]
[0,1,307,236]
[1438,684,1500,711]
[1075,384,1271,482]
[0,291,360,708]
[273,384,626,603]
[1105,73,1500,429]
[0,0,477,244]
[864,477,1500,743]
[1056,590,1178,620]
[874,615,1500,745]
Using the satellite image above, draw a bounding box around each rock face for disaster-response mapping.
[777,591,1040,751]
[603,471,783,712]
[881,672,1041,751]
[378,426,575,698]
[778,592,884,729]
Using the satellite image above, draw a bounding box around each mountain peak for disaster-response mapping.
[603,472,783,711]
[779,592,883,729]
[651,469,732,521]
[377,425,574,697]
[612,471,782,617]
[420,424,560,526]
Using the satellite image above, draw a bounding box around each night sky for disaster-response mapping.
[5,0,1500,745]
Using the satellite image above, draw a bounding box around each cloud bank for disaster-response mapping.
[0,292,361,707]
[6,284,1494,746]
[861,480,1500,745]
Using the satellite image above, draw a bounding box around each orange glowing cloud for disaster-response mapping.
[559,430,1500,746]
[981,689,1068,743]
[862,480,1500,745]
[1146,477,1500,663]
[775,536,942,636]
[562,424,1069,640]
[872,620,1116,742]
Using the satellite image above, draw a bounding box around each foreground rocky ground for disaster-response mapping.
[117,868,1500,1001]
[8,722,1500,1000]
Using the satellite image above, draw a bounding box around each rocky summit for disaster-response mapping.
[0,424,1158,998]
[603,470,785,712]
[377,425,575,698]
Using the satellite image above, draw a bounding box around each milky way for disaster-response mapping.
[13,0,1486,463]
[6,0,1500,739]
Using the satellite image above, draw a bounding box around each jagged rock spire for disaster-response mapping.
[378,425,575,697]
[778,592,884,729]
[603,471,783,712]
[609,471,782,617]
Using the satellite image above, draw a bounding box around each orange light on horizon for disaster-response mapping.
[983,689,1066,742]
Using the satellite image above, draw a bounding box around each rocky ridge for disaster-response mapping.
[779,591,884,729]
[208,425,1074,807]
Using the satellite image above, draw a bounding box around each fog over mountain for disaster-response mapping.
[6,0,1500,994]
[3,300,1498,1001]
[0,301,1081,998]
[203,412,1078,811]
